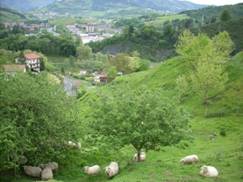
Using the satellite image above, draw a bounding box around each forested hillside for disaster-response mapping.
[0,0,55,12]
[182,3,243,23]
[89,3,243,62]
[0,7,27,22]
[42,0,204,18]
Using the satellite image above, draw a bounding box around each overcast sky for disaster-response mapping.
[186,0,243,5]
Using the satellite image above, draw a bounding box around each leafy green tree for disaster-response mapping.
[176,75,190,103]
[0,74,80,172]
[176,30,211,69]
[88,87,190,161]
[106,66,117,82]
[76,45,93,60]
[176,31,233,115]
[110,53,132,74]
[220,10,231,22]
[212,31,234,60]
[191,62,228,116]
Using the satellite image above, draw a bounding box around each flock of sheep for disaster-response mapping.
[22,143,219,181]
[180,154,219,177]
[84,153,219,179]
[23,162,58,181]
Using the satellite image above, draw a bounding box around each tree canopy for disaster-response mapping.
[0,73,80,172]
[87,86,190,160]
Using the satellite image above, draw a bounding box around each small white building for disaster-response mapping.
[24,53,41,72]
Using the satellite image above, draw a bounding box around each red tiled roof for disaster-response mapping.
[24,53,40,60]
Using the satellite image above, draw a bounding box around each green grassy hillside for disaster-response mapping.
[6,52,243,182]
[86,52,243,182]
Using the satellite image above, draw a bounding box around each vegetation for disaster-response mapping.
[0,2,243,182]
[0,73,80,173]
[88,86,190,161]
[0,7,27,22]
[0,28,79,57]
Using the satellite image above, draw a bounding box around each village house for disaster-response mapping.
[24,52,41,72]
[93,72,108,84]
[2,64,26,76]
[80,70,88,76]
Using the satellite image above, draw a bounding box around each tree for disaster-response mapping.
[176,75,190,103]
[110,53,132,74]
[212,31,234,60]
[176,30,211,69]
[106,66,117,82]
[220,10,231,22]
[76,45,93,60]
[176,31,233,115]
[0,74,80,172]
[191,62,228,116]
[88,87,190,161]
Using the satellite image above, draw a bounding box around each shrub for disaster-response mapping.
[219,128,227,137]
[0,73,80,172]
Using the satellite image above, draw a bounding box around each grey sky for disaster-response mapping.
[186,0,243,5]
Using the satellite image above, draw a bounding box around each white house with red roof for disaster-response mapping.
[24,52,41,72]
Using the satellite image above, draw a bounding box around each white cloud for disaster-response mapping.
[186,0,243,5]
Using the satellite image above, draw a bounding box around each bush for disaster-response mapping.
[0,73,80,172]
[219,128,227,137]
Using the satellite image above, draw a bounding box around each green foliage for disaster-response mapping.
[176,31,233,115]
[191,62,228,110]
[106,66,117,82]
[0,7,27,22]
[183,3,243,24]
[0,73,80,172]
[0,49,20,65]
[87,86,190,157]
[220,10,232,22]
[109,53,150,74]
[0,30,79,57]
[76,45,93,60]
[200,18,243,53]
[176,75,190,102]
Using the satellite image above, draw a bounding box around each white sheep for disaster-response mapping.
[67,141,81,149]
[39,162,58,172]
[133,151,146,162]
[105,162,119,178]
[84,165,101,175]
[41,167,53,181]
[23,166,42,178]
[180,154,199,164]
[200,165,219,177]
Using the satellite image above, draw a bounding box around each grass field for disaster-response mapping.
[5,52,243,182]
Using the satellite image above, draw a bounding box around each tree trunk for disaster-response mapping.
[137,150,141,162]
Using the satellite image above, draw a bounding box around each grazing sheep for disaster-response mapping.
[23,166,42,178]
[39,162,58,172]
[41,167,53,181]
[200,165,219,177]
[67,141,81,149]
[180,154,199,164]
[105,162,119,178]
[84,165,101,175]
[134,151,146,162]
